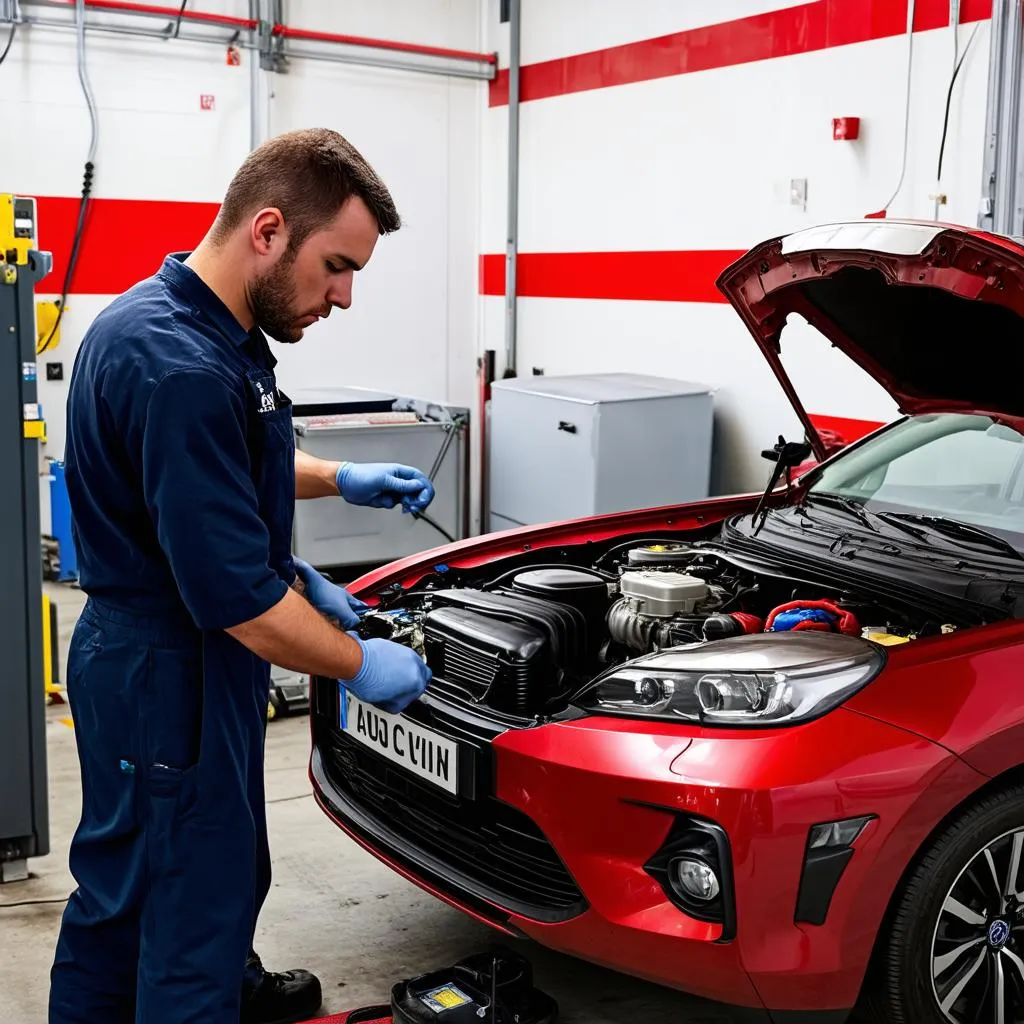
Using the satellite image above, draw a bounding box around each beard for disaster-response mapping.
[248,249,305,344]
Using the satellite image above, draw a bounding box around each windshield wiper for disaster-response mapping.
[804,492,938,543]
[802,492,880,533]
[880,513,1024,562]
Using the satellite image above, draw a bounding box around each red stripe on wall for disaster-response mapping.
[479,250,744,303]
[34,195,219,296]
[808,413,885,442]
[490,0,993,106]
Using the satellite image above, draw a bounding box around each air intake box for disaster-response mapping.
[422,606,552,715]
[422,586,592,716]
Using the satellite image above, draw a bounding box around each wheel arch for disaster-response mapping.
[854,760,1024,1013]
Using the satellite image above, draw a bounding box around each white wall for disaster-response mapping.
[4,21,251,454]
[4,0,1001,535]
[1,0,484,529]
[269,0,484,410]
[481,0,992,496]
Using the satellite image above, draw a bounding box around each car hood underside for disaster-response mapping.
[717,221,1024,457]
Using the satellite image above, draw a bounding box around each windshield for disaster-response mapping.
[807,414,1024,549]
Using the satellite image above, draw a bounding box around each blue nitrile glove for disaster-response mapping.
[345,635,432,714]
[293,557,368,630]
[335,461,435,514]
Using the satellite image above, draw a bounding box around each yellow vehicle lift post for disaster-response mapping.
[0,194,54,882]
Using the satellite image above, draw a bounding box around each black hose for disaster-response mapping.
[592,536,693,570]
[411,509,455,544]
[38,164,94,353]
[482,562,617,591]
[0,22,16,65]
[936,24,979,183]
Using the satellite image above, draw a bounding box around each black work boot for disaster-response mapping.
[240,950,324,1024]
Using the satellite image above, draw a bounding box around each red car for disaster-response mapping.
[309,221,1024,1024]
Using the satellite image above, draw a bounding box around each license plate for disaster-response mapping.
[340,688,459,795]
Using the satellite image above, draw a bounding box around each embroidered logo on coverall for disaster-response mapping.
[254,380,277,413]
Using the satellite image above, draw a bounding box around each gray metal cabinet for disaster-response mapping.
[488,373,713,529]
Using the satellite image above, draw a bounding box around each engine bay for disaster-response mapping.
[354,532,980,724]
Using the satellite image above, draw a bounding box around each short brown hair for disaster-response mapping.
[211,128,401,249]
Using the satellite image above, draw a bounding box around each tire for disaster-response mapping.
[862,784,1024,1023]
[267,689,282,721]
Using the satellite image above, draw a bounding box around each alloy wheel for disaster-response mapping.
[931,826,1024,1022]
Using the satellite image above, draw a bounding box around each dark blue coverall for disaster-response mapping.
[50,253,297,1023]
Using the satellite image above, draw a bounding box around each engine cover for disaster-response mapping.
[422,606,552,715]
[421,587,591,717]
[429,588,588,664]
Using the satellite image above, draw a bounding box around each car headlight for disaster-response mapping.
[572,632,885,727]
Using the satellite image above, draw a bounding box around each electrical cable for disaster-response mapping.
[951,0,961,70]
[0,896,69,909]
[173,0,188,39]
[878,0,917,214]
[0,22,16,65]
[411,509,455,544]
[404,410,466,546]
[76,0,99,166]
[38,0,98,354]
[936,24,979,187]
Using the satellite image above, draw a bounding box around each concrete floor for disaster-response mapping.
[1,583,755,1023]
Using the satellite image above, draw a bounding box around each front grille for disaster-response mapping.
[320,725,587,923]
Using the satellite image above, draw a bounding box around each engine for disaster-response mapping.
[357,540,963,722]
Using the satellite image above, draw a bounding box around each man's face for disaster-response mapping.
[248,196,381,344]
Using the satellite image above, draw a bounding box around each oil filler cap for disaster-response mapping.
[391,946,558,1024]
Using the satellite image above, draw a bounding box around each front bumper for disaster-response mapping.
[309,680,984,1019]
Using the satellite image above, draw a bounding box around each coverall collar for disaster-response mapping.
[158,252,277,368]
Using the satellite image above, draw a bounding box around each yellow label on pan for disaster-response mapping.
[420,984,474,1012]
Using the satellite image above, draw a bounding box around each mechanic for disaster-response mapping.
[48,128,433,1024]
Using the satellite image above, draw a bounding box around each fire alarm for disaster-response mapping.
[832,116,860,141]
[226,44,241,66]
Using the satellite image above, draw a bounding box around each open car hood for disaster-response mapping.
[716,221,1024,460]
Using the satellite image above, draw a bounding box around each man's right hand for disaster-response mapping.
[226,588,431,714]
[345,636,431,714]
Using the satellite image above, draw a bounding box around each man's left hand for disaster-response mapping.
[293,557,369,629]
[336,462,434,513]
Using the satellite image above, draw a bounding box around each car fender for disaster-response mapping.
[844,620,1024,779]
[789,734,989,1010]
